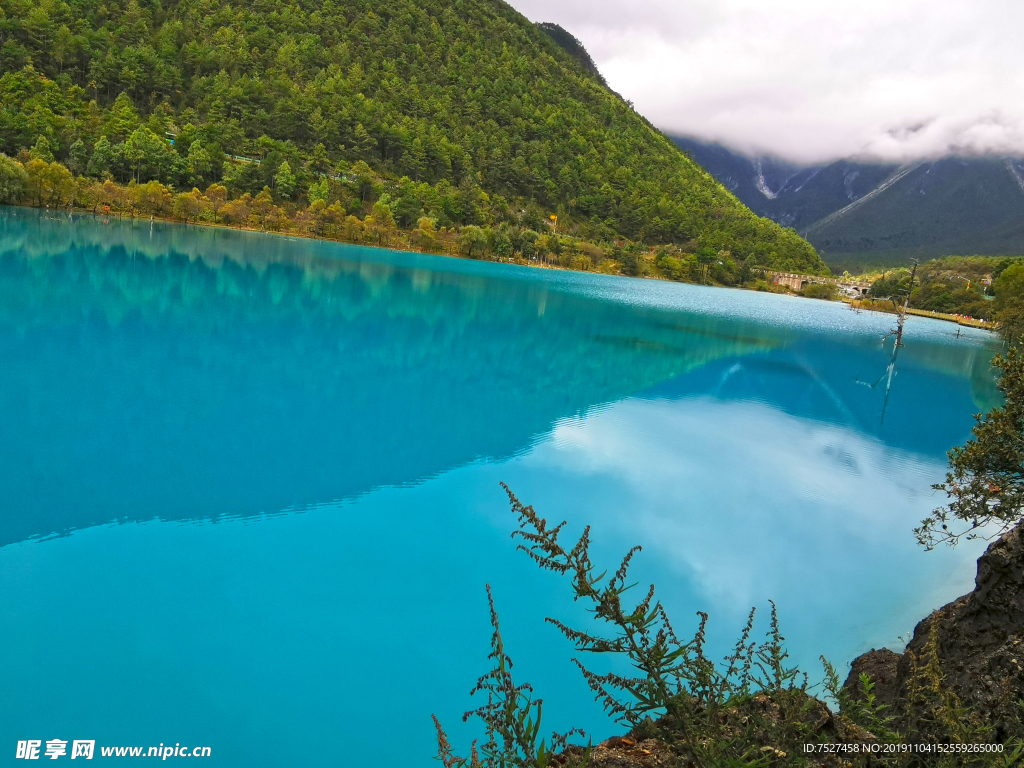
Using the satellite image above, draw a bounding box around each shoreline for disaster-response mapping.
[846,297,997,330]
[9,201,802,296]
[21,204,999,333]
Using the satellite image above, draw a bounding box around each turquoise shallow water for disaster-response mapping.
[0,208,1002,765]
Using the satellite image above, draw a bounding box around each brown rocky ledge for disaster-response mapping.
[554,692,875,768]
[845,525,1024,739]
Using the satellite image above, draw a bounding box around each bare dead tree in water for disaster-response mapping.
[859,260,918,423]
[884,260,918,347]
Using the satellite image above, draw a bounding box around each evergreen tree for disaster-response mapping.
[186,141,213,187]
[68,139,88,175]
[87,136,116,178]
[105,93,141,142]
[30,136,55,162]
[353,124,375,162]
[124,127,171,182]
[274,161,297,199]
[308,178,329,204]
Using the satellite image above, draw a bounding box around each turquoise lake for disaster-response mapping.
[0,208,1002,765]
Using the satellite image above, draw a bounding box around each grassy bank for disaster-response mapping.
[849,299,997,330]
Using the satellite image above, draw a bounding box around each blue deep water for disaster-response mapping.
[0,208,1002,765]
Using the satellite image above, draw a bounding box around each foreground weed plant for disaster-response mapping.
[502,483,829,766]
[437,486,842,767]
[438,486,1024,767]
[433,584,589,768]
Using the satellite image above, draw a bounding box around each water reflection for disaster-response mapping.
[0,208,1006,767]
[0,210,772,546]
[0,209,1002,550]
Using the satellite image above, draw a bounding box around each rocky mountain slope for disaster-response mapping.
[673,137,1024,272]
[807,157,1024,272]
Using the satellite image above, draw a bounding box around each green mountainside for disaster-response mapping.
[536,22,607,86]
[0,0,824,273]
[806,157,1024,272]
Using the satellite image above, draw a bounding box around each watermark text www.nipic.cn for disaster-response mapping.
[15,741,212,760]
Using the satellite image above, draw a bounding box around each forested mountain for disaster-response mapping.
[674,137,1024,272]
[0,0,824,273]
[536,22,607,86]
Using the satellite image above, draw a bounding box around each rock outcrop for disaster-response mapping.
[842,648,902,710]
[557,526,1024,768]
[555,692,876,768]
[846,526,1024,738]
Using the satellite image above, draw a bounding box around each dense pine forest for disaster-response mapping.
[0,0,826,276]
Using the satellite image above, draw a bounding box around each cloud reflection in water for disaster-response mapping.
[517,395,988,666]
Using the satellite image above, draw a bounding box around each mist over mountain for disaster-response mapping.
[673,137,1024,272]
[671,137,895,230]
[514,0,1024,165]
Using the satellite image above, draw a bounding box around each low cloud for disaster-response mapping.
[511,0,1024,164]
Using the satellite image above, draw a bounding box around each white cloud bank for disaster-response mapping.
[509,0,1024,164]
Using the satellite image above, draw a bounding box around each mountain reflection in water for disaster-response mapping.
[0,211,783,546]
[0,208,1004,767]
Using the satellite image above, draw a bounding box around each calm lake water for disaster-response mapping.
[0,208,1001,765]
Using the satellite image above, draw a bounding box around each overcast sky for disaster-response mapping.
[509,0,1024,165]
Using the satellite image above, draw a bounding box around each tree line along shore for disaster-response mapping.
[0,143,825,287]
[855,257,1024,337]
[7,145,1024,328]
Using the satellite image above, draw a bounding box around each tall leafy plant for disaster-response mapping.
[432,585,587,768]
[919,348,1024,549]
[499,483,815,766]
